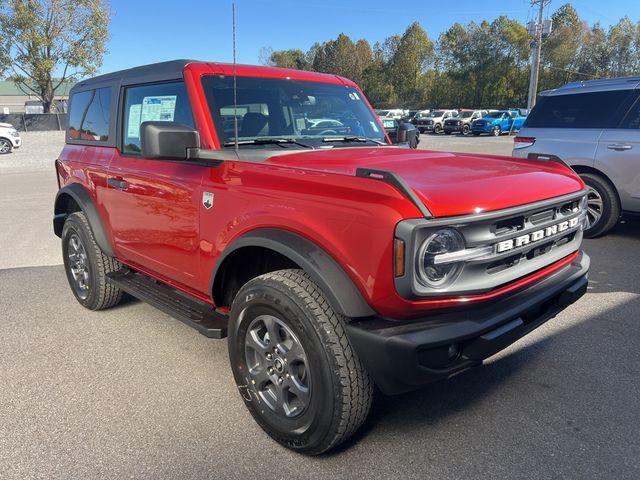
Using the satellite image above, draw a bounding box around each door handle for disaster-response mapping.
[107,178,129,190]
[607,144,632,151]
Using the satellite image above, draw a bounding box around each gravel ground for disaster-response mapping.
[0,131,65,174]
[0,130,639,479]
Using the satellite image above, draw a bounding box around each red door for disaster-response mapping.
[104,155,203,291]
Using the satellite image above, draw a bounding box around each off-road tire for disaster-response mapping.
[228,269,373,455]
[61,211,123,310]
[580,173,620,238]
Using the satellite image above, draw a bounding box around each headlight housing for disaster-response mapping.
[417,229,465,288]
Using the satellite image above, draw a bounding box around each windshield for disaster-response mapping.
[460,111,474,118]
[377,110,390,116]
[485,111,507,118]
[430,110,445,117]
[201,75,387,148]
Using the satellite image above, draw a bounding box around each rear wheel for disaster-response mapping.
[580,173,620,238]
[61,211,123,310]
[228,269,373,455]
[0,138,12,154]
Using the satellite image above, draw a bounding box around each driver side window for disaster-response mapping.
[121,81,194,155]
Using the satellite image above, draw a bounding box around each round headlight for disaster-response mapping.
[417,229,465,288]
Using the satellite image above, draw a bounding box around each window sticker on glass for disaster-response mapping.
[141,95,177,123]
[369,121,380,133]
[127,104,142,138]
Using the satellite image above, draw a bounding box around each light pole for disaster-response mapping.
[526,0,552,110]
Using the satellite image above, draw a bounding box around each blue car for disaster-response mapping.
[471,110,526,136]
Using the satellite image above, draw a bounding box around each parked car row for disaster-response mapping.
[377,108,529,137]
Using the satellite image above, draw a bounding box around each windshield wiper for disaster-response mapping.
[321,136,386,146]
[223,138,314,149]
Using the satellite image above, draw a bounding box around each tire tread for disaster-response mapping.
[65,212,123,310]
[246,269,373,454]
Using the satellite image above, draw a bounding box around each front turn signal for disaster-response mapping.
[394,238,405,277]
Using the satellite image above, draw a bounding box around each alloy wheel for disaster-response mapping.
[585,186,604,230]
[0,139,11,154]
[67,233,90,299]
[244,314,310,418]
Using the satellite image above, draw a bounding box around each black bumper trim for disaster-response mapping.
[346,251,589,395]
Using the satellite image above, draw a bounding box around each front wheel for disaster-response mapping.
[580,173,620,238]
[462,124,470,135]
[434,124,442,134]
[0,138,12,154]
[492,125,501,136]
[228,269,373,455]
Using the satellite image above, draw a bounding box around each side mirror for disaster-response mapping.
[396,122,419,148]
[140,121,200,160]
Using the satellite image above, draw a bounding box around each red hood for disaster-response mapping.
[264,147,585,217]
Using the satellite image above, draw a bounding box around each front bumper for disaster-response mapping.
[346,251,589,394]
[443,124,462,133]
[12,137,21,149]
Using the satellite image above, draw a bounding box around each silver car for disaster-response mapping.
[513,76,640,237]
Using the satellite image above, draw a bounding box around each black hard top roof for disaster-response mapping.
[71,59,196,92]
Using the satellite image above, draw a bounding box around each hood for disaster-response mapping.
[264,147,584,218]
[0,122,15,129]
[475,118,498,124]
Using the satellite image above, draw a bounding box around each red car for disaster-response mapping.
[54,60,589,454]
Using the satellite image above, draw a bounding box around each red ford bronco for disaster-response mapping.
[54,60,589,454]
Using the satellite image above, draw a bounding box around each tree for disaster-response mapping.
[0,0,110,112]
[267,48,309,70]
[389,22,433,107]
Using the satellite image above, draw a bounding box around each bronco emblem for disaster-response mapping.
[202,192,214,210]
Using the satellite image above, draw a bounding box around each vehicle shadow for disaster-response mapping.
[583,216,640,295]
[336,293,640,464]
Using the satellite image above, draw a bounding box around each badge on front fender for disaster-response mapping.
[202,192,214,210]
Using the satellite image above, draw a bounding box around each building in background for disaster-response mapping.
[0,81,74,114]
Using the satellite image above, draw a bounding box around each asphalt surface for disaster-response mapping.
[0,132,639,479]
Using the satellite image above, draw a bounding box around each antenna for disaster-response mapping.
[232,1,239,153]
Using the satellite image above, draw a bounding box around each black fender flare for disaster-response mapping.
[211,229,375,318]
[53,183,115,257]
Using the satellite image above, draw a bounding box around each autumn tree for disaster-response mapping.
[0,0,110,112]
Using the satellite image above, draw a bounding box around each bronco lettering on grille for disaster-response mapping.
[495,217,580,253]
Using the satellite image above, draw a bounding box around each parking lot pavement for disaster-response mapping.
[1,132,639,479]
[418,132,515,156]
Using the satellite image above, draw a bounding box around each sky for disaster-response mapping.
[101,0,639,74]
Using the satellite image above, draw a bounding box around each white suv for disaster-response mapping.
[513,76,640,237]
[0,123,21,154]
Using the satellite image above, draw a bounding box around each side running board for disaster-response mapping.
[355,167,432,218]
[107,270,228,338]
